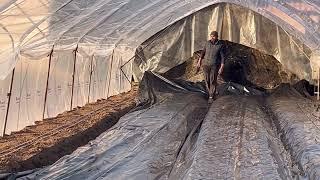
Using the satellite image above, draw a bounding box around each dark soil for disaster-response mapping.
[0,86,137,173]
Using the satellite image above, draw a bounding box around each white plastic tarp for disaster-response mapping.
[121,54,133,93]
[0,0,319,80]
[0,0,319,135]
[0,46,133,135]
[89,53,111,103]
[6,56,48,134]
[88,47,132,102]
[133,3,315,81]
[43,50,73,119]
[0,72,12,136]
[109,47,133,97]
[72,49,91,108]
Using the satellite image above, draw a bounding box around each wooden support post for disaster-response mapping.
[88,54,94,103]
[70,45,78,110]
[119,57,122,92]
[317,68,320,101]
[3,68,15,136]
[42,46,54,120]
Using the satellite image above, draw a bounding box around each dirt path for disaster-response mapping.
[0,87,137,173]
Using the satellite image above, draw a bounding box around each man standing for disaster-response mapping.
[197,31,225,103]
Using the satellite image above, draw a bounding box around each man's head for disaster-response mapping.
[210,31,219,41]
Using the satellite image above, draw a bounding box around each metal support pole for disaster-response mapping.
[317,68,320,101]
[3,68,15,136]
[70,45,78,110]
[106,49,115,98]
[42,46,54,120]
[120,63,131,84]
[119,57,123,92]
[88,54,94,103]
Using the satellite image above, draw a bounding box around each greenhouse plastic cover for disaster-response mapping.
[0,0,319,135]
[7,73,319,179]
[0,0,319,80]
[133,2,320,81]
[12,72,295,179]
[0,46,132,136]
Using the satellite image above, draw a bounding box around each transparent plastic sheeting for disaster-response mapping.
[18,72,293,179]
[43,50,73,119]
[0,72,12,136]
[72,50,91,109]
[0,0,319,80]
[268,85,320,179]
[133,3,317,82]
[5,56,48,134]
[0,47,132,136]
[0,0,319,135]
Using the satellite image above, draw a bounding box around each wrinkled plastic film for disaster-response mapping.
[43,50,74,119]
[71,49,91,108]
[0,0,319,79]
[133,3,315,81]
[268,86,320,179]
[6,56,49,134]
[19,74,208,179]
[0,0,319,135]
[0,72,12,136]
[89,54,110,102]
[171,96,292,179]
[0,46,132,135]
[112,46,134,95]
[18,72,295,179]
[133,19,192,81]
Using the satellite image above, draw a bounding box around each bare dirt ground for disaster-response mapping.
[0,86,137,173]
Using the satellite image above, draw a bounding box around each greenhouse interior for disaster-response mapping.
[0,0,320,179]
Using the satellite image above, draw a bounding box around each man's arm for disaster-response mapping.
[197,44,206,67]
[218,44,225,74]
